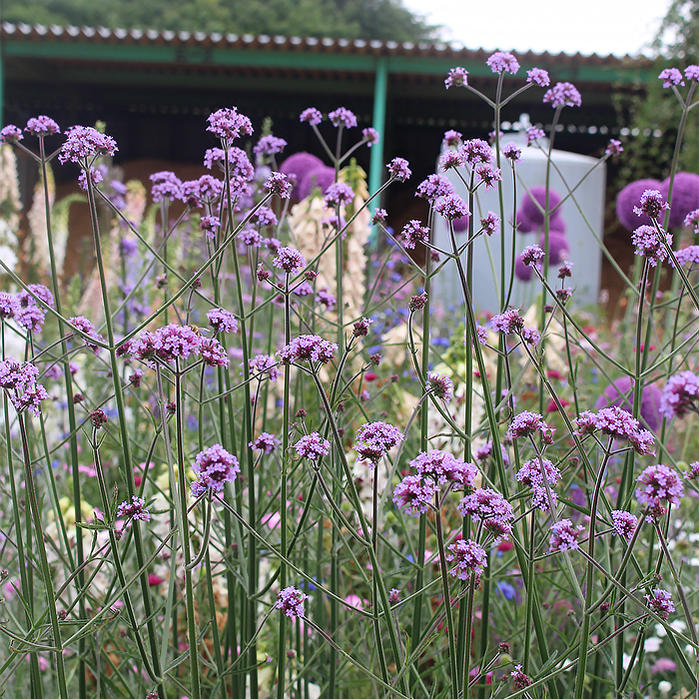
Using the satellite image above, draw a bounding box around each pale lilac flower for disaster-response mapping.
[685,65,699,82]
[116,496,151,522]
[77,167,104,190]
[461,139,493,165]
[0,125,23,143]
[316,288,337,311]
[393,474,436,515]
[522,244,544,267]
[684,462,699,479]
[328,107,357,129]
[207,307,239,336]
[372,208,388,225]
[548,519,583,552]
[149,171,183,202]
[605,139,623,156]
[515,458,561,511]
[278,335,337,364]
[507,411,553,442]
[439,149,464,170]
[526,126,545,145]
[683,208,699,233]
[526,68,550,87]
[576,406,656,455]
[300,107,322,125]
[132,324,201,364]
[480,212,500,236]
[634,189,669,220]
[191,444,240,496]
[254,135,287,156]
[442,129,462,146]
[25,115,60,136]
[200,215,220,239]
[445,67,468,88]
[200,337,229,367]
[658,68,684,88]
[446,539,487,580]
[249,353,279,382]
[486,51,520,75]
[273,246,306,274]
[503,143,522,161]
[323,182,354,208]
[204,147,255,180]
[660,371,698,418]
[400,220,430,249]
[264,172,292,198]
[250,432,280,454]
[474,441,509,466]
[676,246,699,265]
[543,82,582,108]
[635,464,684,515]
[490,309,525,335]
[294,433,331,460]
[0,293,18,320]
[434,194,469,221]
[611,510,637,541]
[409,450,477,488]
[427,372,454,402]
[206,107,253,141]
[69,315,102,352]
[521,326,541,345]
[475,163,502,189]
[276,586,308,617]
[645,588,675,619]
[362,127,379,145]
[387,157,411,182]
[458,488,514,539]
[0,358,49,416]
[59,125,118,164]
[355,421,403,464]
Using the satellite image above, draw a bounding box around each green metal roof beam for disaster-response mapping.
[2,40,655,84]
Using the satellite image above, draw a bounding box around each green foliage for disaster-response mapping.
[2,0,437,41]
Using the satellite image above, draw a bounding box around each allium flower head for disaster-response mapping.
[393,474,437,515]
[206,107,253,141]
[645,588,675,619]
[276,586,308,617]
[279,335,337,364]
[69,315,102,352]
[409,449,477,488]
[328,107,357,129]
[0,125,23,143]
[660,371,699,418]
[548,519,583,552]
[543,82,582,108]
[387,157,411,182]
[434,194,469,221]
[273,246,306,274]
[294,432,331,461]
[191,444,240,496]
[458,488,514,539]
[658,68,684,88]
[486,51,519,74]
[59,126,118,164]
[445,67,468,88]
[611,510,638,541]
[250,432,280,454]
[355,421,403,464]
[526,67,550,87]
[116,496,151,522]
[25,115,60,136]
[427,372,454,402]
[490,309,525,335]
[400,220,430,249]
[635,464,684,516]
[446,538,487,580]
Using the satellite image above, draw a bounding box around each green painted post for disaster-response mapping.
[368,57,388,217]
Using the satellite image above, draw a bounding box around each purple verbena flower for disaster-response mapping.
[328,107,357,129]
[149,171,183,202]
[515,457,561,511]
[69,315,102,352]
[475,163,502,189]
[0,125,23,143]
[658,68,684,88]
[490,309,525,335]
[416,174,454,204]
[526,126,545,145]
[278,335,337,364]
[355,421,403,464]
[0,358,49,416]
[461,139,493,165]
[507,410,554,442]
[393,474,436,515]
[503,143,522,161]
[548,519,583,552]
[264,172,292,199]
[25,115,60,137]
[645,588,675,619]
[116,496,151,522]
[458,488,514,539]
[206,107,253,141]
[250,432,280,454]
[526,68,550,87]
[409,449,477,488]
[635,464,684,516]
[294,432,331,460]
[605,139,623,156]
[387,157,411,182]
[660,371,698,418]
[249,353,279,381]
[363,127,379,145]
[633,189,669,220]
[445,67,468,88]
[446,538,487,580]
[254,135,287,156]
[273,246,306,274]
[543,82,582,108]
[323,182,354,208]
[427,372,454,402]
[676,245,699,266]
[191,444,240,496]
[611,510,638,541]
[435,194,469,221]
[400,220,430,249]
[58,126,118,164]
[276,586,308,617]
[201,215,220,239]
[486,51,520,75]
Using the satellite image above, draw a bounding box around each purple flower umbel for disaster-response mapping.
[191,444,240,497]
[294,433,331,461]
[276,586,308,618]
[355,421,403,464]
[446,539,487,580]
[660,370,698,419]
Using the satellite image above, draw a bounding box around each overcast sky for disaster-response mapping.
[403,0,673,56]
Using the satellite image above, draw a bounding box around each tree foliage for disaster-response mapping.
[2,0,438,41]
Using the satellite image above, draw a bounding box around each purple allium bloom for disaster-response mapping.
[526,126,545,145]
[515,457,561,511]
[279,152,323,194]
[323,182,354,208]
[446,539,487,580]
[200,337,229,367]
[294,432,331,460]
[387,157,411,182]
[595,377,662,432]
[521,244,544,267]
[362,127,379,146]
[634,189,669,220]
[372,208,388,225]
[543,82,582,108]
[660,172,699,229]
[0,125,23,143]
[526,67,550,87]
[548,519,583,552]
[479,212,499,236]
[521,326,541,345]
[355,421,403,464]
[201,215,220,239]
[514,253,533,281]
[684,208,699,233]
[316,288,337,311]
[400,220,430,249]
[69,315,102,352]
[507,411,553,442]
[676,246,699,265]
[328,107,357,129]
[635,464,684,516]
[520,185,563,227]
[0,292,18,320]
[631,225,672,266]
[276,586,308,617]
[300,107,323,125]
[279,335,337,365]
[297,165,335,199]
[443,129,462,146]
[540,231,570,265]
[435,194,469,221]
[616,178,661,230]
[490,309,525,335]
[611,510,638,541]
[409,292,428,312]
[486,51,520,75]
[458,488,514,539]
[685,65,699,81]
[475,163,502,189]
[605,139,623,156]
[393,474,436,515]
[658,68,684,88]
[149,171,183,202]
[264,172,292,199]
[250,432,280,454]
[0,358,49,416]
[191,444,240,496]
[410,449,477,488]
[558,260,573,278]
[206,107,253,141]
[511,665,531,689]
[427,372,454,402]
[645,588,675,619]
[25,115,60,136]
[249,353,279,382]
[273,246,306,274]
[352,316,372,337]
[503,143,522,161]
[416,174,454,204]
[254,135,287,156]
[445,66,468,88]
[461,139,493,165]
[439,149,465,171]
[116,496,151,522]
[660,370,698,419]
[58,126,117,164]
